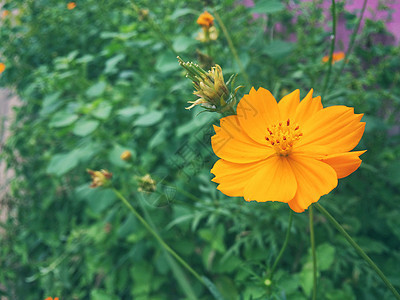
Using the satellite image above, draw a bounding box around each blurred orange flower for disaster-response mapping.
[197,11,214,28]
[67,2,76,10]
[1,10,10,18]
[211,88,365,212]
[0,63,5,74]
[322,51,345,64]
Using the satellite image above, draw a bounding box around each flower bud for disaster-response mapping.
[120,150,132,161]
[178,57,241,113]
[87,169,112,188]
[137,174,156,193]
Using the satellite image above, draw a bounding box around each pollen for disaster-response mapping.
[265,119,302,156]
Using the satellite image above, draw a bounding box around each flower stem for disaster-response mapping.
[315,203,400,300]
[322,0,337,97]
[130,1,179,57]
[268,210,293,280]
[212,8,251,87]
[328,0,367,91]
[309,206,317,300]
[112,188,204,285]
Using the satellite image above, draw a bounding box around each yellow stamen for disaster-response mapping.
[265,119,302,156]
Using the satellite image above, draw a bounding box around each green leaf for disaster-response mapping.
[40,92,63,116]
[155,52,181,73]
[46,151,79,176]
[49,111,78,128]
[86,81,107,98]
[299,261,314,296]
[90,289,119,300]
[316,243,335,271]
[117,106,146,119]
[108,144,135,167]
[82,188,116,214]
[170,8,196,20]
[91,102,112,120]
[250,0,285,14]
[104,54,126,74]
[133,111,164,127]
[149,128,166,149]
[263,40,295,58]
[173,36,196,52]
[73,119,100,136]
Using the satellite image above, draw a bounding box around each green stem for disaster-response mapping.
[131,1,179,57]
[212,8,251,87]
[315,203,400,300]
[138,194,198,300]
[322,0,337,97]
[328,0,367,91]
[268,210,293,280]
[309,206,317,300]
[112,188,204,285]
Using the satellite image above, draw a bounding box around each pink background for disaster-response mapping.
[243,0,400,47]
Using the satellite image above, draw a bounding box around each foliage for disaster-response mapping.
[0,0,399,299]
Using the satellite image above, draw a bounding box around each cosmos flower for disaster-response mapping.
[197,11,214,28]
[322,51,345,64]
[211,87,365,212]
[67,2,76,10]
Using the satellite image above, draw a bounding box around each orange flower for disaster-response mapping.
[1,10,10,18]
[197,11,214,28]
[322,51,345,64]
[0,62,5,74]
[211,88,365,213]
[67,2,76,10]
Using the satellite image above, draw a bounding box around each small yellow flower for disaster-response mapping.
[87,169,112,188]
[120,150,132,161]
[138,8,149,20]
[322,52,345,64]
[0,63,5,74]
[197,11,214,28]
[137,174,156,193]
[67,2,76,10]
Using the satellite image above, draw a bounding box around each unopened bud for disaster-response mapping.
[120,150,132,161]
[178,57,240,113]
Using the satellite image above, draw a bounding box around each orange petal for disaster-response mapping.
[288,198,305,213]
[287,155,338,211]
[211,159,268,197]
[278,89,300,121]
[243,156,297,203]
[236,87,280,144]
[294,89,323,125]
[297,105,365,154]
[321,151,366,179]
[212,115,275,163]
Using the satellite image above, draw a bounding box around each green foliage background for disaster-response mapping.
[0,0,399,299]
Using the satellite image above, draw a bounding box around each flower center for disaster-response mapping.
[265,119,302,156]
